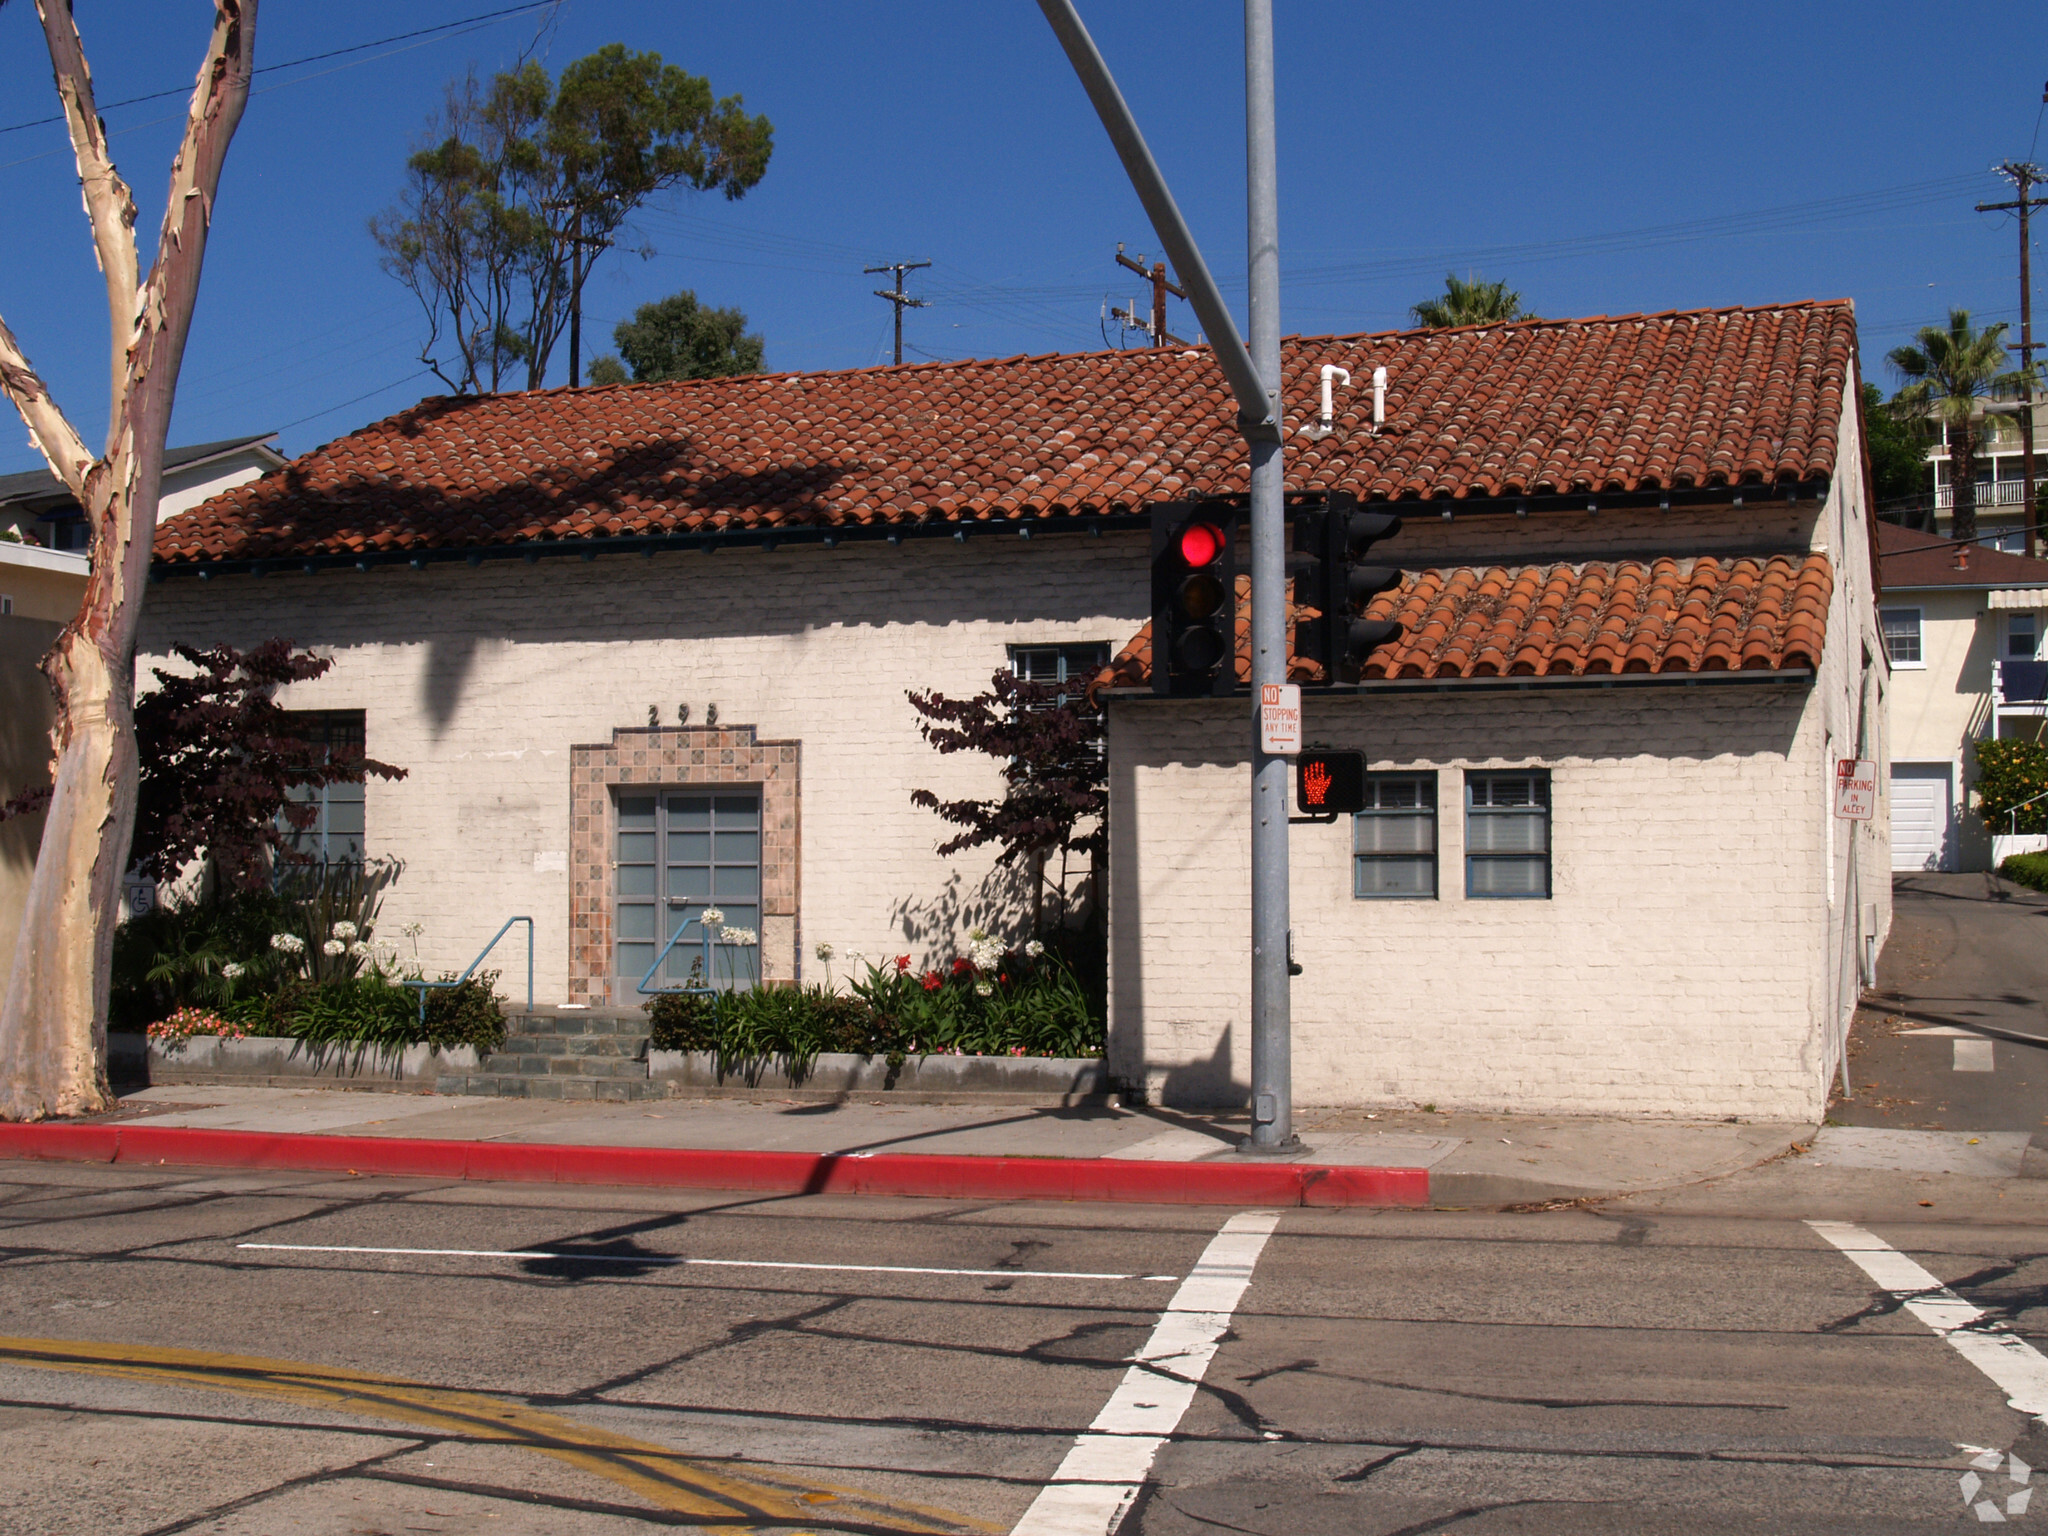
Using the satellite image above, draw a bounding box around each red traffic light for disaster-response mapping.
[1178,521,1223,567]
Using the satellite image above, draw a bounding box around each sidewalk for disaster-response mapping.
[0,1083,1811,1209]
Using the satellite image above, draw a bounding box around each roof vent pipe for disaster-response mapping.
[1372,366,1387,433]
[1318,364,1350,431]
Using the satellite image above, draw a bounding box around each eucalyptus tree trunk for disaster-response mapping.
[0,1,256,1120]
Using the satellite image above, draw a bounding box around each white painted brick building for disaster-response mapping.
[141,303,1886,1118]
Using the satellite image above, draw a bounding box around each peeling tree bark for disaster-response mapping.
[0,1,255,1120]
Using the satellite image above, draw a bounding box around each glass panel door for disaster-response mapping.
[615,789,762,992]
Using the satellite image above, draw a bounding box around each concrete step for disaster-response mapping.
[435,1072,666,1102]
[504,1009,650,1039]
[513,1034,649,1059]
[477,1053,651,1080]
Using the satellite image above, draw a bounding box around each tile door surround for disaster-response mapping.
[568,725,799,1003]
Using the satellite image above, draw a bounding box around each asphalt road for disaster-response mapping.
[3,1161,2045,1534]
[1842,873,2048,1134]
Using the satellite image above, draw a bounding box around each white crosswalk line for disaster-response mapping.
[1807,1220,2048,1420]
[1010,1210,1281,1536]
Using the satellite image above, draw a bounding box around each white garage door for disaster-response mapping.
[1891,763,1953,872]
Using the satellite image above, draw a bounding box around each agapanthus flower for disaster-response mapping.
[815,942,835,961]
[348,940,371,959]
[269,933,305,955]
[701,907,725,927]
[974,981,993,998]
[401,922,423,938]
[220,961,245,980]
[330,921,358,941]
[1024,939,1046,959]
[321,938,346,957]
[719,925,758,946]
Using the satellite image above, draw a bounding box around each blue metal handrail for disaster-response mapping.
[638,906,718,997]
[405,915,533,1030]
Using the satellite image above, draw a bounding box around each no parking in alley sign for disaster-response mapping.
[1835,758,1877,820]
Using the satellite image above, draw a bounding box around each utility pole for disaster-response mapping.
[562,205,612,388]
[1978,159,2048,559]
[1115,242,1189,346]
[864,260,931,365]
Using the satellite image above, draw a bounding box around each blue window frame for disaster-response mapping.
[1352,774,1437,898]
[615,789,762,990]
[1465,771,1550,899]
[277,711,367,869]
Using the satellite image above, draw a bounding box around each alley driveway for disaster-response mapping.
[3,1161,2045,1533]
[1840,873,2048,1137]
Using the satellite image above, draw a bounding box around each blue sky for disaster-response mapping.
[1,1,2044,476]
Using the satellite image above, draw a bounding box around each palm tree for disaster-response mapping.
[1888,309,2025,544]
[1410,273,1529,329]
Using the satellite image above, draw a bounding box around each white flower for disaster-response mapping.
[815,942,834,962]
[401,922,423,939]
[321,938,346,957]
[719,925,758,946]
[330,920,358,941]
[220,961,245,980]
[1024,940,1046,959]
[348,940,371,959]
[269,933,305,955]
[700,907,725,926]
[968,927,987,942]
[974,980,993,998]
[375,941,398,963]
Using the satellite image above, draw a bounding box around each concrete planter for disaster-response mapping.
[110,1032,478,1090]
[646,1048,1111,1104]
[1995,834,2048,866]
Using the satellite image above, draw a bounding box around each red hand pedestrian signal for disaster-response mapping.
[1303,759,1332,807]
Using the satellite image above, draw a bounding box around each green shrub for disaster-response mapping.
[1977,738,2048,835]
[111,888,295,1030]
[2001,851,2048,894]
[642,936,1105,1070]
[221,970,506,1053]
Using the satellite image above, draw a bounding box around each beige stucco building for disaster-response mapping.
[134,302,1883,1119]
[1876,521,2048,870]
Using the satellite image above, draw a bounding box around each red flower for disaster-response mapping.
[894,955,912,973]
[921,971,943,992]
[952,957,974,977]
[999,973,1009,985]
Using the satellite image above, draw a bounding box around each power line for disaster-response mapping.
[0,2,559,137]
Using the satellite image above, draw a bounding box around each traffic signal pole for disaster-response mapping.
[1036,0,1296,1149]
[1242,0,1292,1150]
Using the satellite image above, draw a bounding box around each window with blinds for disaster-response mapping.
[1465,771,1551,899]
[1352,774,1437,898]
[277,710,367,869]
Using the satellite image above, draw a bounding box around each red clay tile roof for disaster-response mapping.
[1093,552,1834,695]
[155,301,1857,565]
[1876,520,2048,589]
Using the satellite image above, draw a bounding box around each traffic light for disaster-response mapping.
[1292,490,1405,684]
[1296,750,1367,816]
[1151,499,1237,697]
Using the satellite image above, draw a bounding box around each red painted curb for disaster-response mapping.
[0,1123,1430,1207]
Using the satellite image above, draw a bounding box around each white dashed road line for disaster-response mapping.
[234,1243,1169,1282]
[1010,1209,1281,1536]
[1807,1220,2048,1420]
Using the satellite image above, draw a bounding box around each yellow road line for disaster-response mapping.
[0,1335,994,1533]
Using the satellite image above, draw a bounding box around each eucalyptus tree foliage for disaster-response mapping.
[1409,272,1530,329]
[0,0,256,1119]
[1889,309,2028,545]
[373,45,773,395]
